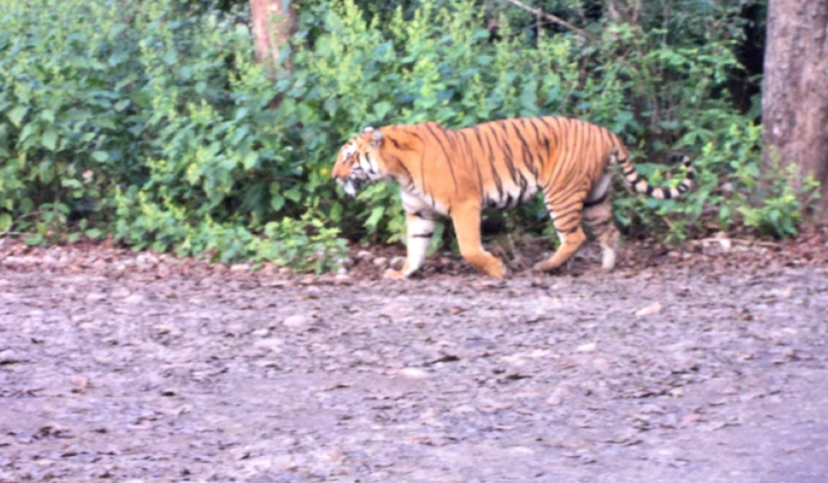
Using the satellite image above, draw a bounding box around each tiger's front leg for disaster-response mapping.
[384,213,435,279]
[451,203,505,278]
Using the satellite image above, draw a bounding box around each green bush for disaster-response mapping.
[0,0,813,271]
[0,0,345,269]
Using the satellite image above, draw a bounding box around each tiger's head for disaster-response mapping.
[332,126,387,198]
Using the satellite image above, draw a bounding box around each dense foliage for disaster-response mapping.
[0,0,815,270]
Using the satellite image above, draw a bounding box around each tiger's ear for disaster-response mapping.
[370,129,383,148]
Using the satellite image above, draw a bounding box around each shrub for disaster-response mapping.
[0,0,813,271]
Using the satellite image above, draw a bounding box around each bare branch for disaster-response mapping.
[497,0,591,41]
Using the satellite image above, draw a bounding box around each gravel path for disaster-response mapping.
[1,252,828,482]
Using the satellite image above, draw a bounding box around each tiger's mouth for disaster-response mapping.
[339,178,363,198]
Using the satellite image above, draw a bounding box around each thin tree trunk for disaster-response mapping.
[249,0,296,78]
[762,0,828,221]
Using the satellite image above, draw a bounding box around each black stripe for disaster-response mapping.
[408,130,425,143]
[548,117,561,155]
[483,128,504,200]
[521,120,543,179]
[424,123,459,194]
[558,223,582,234]
[585,217,612,227]
[388,154,416,190]
[512,122,537,174]
[552,198,583,215]
[584,190,609,208]
[412,232,433,238]
[503,192,514,209]
[460,131,485,192]
[488,123,518,183]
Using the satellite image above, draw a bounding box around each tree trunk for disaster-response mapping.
[762,0,828,221]
[249,0,297,78]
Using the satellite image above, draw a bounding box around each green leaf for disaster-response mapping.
[270,192,285,212]
[0,213,11,231]
[366,206,385,229]
[92,151,109,162]
[42,129,58,151]
[24,234,45,246]
[428,222,444,255]
[85,228,103,239]
[285,185,303,203]
[374,101,393,120]
[41,109,56,123]
[242,151,258,170]
[164,50,178,65]
[8,106,27,127]
[324,97,337,116]
[19,123,36,143]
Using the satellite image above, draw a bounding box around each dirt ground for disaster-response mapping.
[1,235,828,483]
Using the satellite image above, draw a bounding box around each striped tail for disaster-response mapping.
[610,148,694,200]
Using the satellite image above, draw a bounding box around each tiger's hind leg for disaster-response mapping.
[583,194,620,270]
[534,196,587,273]
[583,172,620,270]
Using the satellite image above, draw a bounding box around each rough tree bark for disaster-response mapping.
[249,0,297,78]
[762,0,828,221]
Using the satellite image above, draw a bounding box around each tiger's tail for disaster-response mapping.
[610,148,694,200]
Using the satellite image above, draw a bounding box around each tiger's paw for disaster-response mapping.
[383,268,409,280]
[484,261,506,279]
[533,260,557,273]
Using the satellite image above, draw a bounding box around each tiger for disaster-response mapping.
[331,116,694,279]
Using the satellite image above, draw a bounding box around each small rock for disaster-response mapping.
[283,315,310,328]
[576,342,597,354]
[136,253,158,268]
[399,367,430,379]
[111,287,131,298]
[546,387,568,406]
[123,294,145,304]
[230,263,250,272]
[85,293,107,303]
[356,250,373,260]
[254,338,284,352]
[634,301,662,316]
[14,433,33,444]
[639,403,665,414]
[390,256,406,271]
[373,257,388,268]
